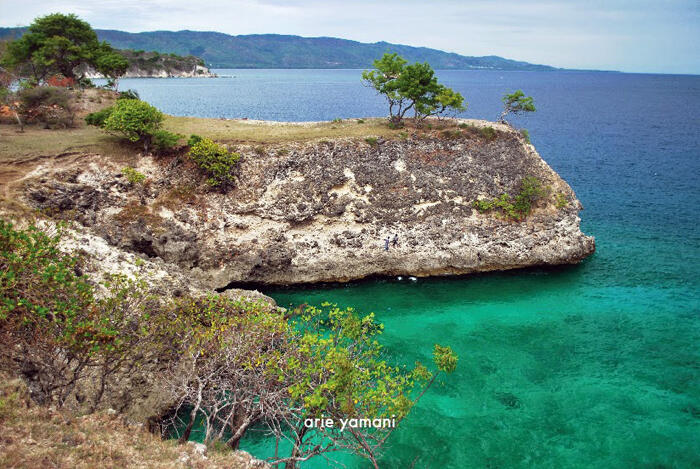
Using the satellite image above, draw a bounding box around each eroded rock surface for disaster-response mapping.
[21,120,594,288]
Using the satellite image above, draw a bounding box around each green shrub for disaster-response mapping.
[521,128,531,144]
[556,192,569,209]
[102,99,164,152]
[187,138,240,187]
[480,126,497,141]
[473,176,548,221]
[151,129,183,152]
[85,106,113,127]
[121,167,146,184]
[0,221,101,404]
[365,137,378,146]
[187,134,203,147]
[512,176,547,216]
[356,119,365,124]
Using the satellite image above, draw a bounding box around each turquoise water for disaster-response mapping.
[114,71,700,467]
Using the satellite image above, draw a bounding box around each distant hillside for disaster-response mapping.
[0,27,560,71]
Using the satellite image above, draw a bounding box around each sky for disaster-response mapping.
[1,0,699,74]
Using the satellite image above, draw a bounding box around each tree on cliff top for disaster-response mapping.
[1,13,125,84]
[499,89,536,124]
[362,52,466,126]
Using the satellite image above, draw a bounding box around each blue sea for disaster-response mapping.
[109,70,700,468]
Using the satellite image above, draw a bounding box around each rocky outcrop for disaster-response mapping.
[21,120,594,288]
[81,49,217,78]
[84,64,216,78]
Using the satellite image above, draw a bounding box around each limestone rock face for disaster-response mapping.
[22,120,594,288]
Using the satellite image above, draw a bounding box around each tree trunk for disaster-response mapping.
[179,404,201,444]
[285,425,309,469]
[13,110,23,132]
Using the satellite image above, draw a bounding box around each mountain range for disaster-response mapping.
[0,27,560,71]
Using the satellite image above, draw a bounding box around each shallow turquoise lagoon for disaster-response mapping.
[116,70,700,467]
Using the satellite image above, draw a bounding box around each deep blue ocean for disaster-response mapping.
[110,70,700,468]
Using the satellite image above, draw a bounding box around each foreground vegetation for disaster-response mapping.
[0,373,257,468]
[0,220,457,467]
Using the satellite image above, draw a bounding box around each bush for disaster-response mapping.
[555,192,569,209]
[121,167,146,184]
[151,129,183,152]
[521,128,531,144]
[102,99,164,152]
[480,126,497,141]
[187,138,240,187]
[0,221,100,405]
[85,106,113,127]
[365,136,378,146]
[187,134,202,147]
[473,176,548,221]
[17,86,75,128]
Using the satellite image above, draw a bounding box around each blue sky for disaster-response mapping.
[1,0,698,73]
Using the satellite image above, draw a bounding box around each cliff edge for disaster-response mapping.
[18,118,594,288]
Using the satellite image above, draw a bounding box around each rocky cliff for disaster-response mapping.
[20,119,594,289]
[83,49,217,78]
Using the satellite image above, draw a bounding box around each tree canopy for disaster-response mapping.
[1,13,126,83]
[362,53,466,125]
[499,90,536,123]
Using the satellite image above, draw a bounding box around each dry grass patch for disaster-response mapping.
[0,374,254,468]
[164,116,401,144]
[0,124,134,163]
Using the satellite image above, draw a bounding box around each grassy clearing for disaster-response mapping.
[164,116,401,144]
[0,125,132,163]
[0,110,504,171]
[0,116,399,163]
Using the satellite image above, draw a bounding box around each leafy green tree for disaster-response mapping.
[101,99,164,153]
[362,53,409,123]
[0,220,121,406]
[1,13,122,83]
[95,50,129,89]
[363,53,466,125]
[276,303,458,469]
[156,295,291,449]
[499,90,535,124]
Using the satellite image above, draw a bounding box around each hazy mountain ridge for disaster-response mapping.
[0,27,561,70]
